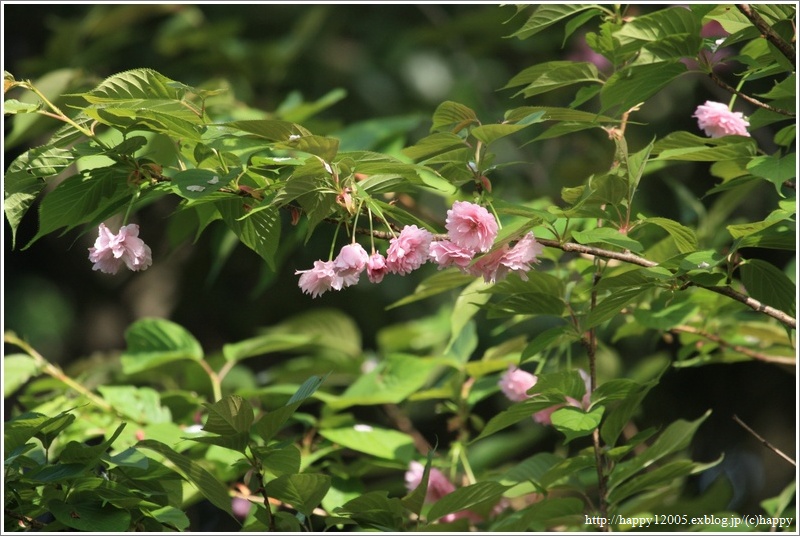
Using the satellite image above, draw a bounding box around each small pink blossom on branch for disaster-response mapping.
[445,200,498,253]
[88,223,152,275]
[498,366,592,426]
[334,243,369,288]
[386,225,433,275]
[429,239,475,270]
[366,252,389,283]
[296,260,343,298]
[692,101,750,138]
[469,232,544,283]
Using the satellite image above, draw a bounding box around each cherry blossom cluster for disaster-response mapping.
[692,100,750,138]
[498,365,591,425]
[88,223,152,275]
[296,200,545,298]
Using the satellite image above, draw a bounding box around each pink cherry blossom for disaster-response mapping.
[88,223,152,275]
[428,239,475,270]
[469,232,544,283]
[498,366,537,402]
[693,101,750,138]
[366,252,389,283]
[296,260,343,298]
[334,243,369,288]
[445,201,498,253]
[386,225,433,275]
[404,462,485,524]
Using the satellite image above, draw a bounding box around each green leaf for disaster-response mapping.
[4,99,42,114]
[585,287,650,329]
[24,166,132,248]
[335,491,405,531]
[509,4,603,39]
[473,397,567,442]
[521,325,578,363]
[653,131,757,161]
[149,505,190,531]
[471,117,544,145]
[34,411,77,451]
[202,395,254,435]
[505,62,602,98]
[401,451,435,516]
[492,497,584,532]
[137,439,236,520]
[615,7,702,59]
[3,354,40,396]
[269,309,362,358]
[257,444,302,477]
[739,259,796,316]
[431,101,478,133]
[224,119,312,141]
[551,406,605,443]
[387,271,474,309]
[222,332,314,362]
[60,423,127,465]
[402,132,465,161]
[331,354,440,409]
[49,500,132,532]
[747,153,796,194]
[608,456,722,504]
[572,227,644,253]
[4,146,74,247]
[600,62,687,115]
[120,318,203,375]
[633,300,699,331]
[609,409,711,488]
[427,481,510,522]
[254,375,325,442]
[98,386,172,424]
[171,169,228,200]
[637,216,698,253]
[318,426,416,463]
[276,134,339,162]
[77,69,183,102]
[264,473,331,517]
[216,196,281,269]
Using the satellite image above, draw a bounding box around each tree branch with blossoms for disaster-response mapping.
[707,71,795,116]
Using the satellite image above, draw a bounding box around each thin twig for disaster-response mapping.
[736,4,796,68]
[708,72,795,116]
[671,325,795,365]
[3,509,47,530]
[733,414,796,467]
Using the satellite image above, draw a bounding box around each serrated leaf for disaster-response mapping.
[472,396,568,442]
[585,287,650,329]
[402,132,465,161]
[336,491,405,531]
[224,119,312,141]
[615,7,702,59]
[120,318,203,375]
[4,146,74,247]
[264,473,331,517]
[551,406,604,443]
[572,227,644,253]
[24,166,132,248]
[137,439,236,520]
[216,196,281,269]
[471,117,544,145]
[4,99,42,114]
[331,354,440,409]
[76,69,183,102]
[505,62,602,99]
[653,131,757,161]
[254,375,325,442]
[637,216,698,253]
[600,62,687,115]
[427,481,510,521]
[509,4,603,39]
[60,423,126,465]
[318,426,416,462]
[203,395,254,435]
[739,259,796,316]
[258,444,302,477]
[49,500,131,532]
[3,354,40,396]
[222,333,314,362]
[431,101,478,133]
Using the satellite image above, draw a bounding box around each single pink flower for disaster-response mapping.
[366,252,389,283]
[445,201,498,253]
[386,225,433,275]
[296,260,343,298]
[334,243,369,288]
[468,233,544,283]
[429,239,475,270]
[498,366,537,402]
[693,101,750,138]
[88,223,152,275]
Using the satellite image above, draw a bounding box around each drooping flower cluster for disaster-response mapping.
[498,366,591,425]
[296,200,545,298]
[88,223,152,275]
[692,101,750,138]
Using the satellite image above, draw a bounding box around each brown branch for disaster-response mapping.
[536,238,796,330]
[671,325,795,366]
[736,4,796,68]
[4,509,47,530]
[708,72,795,117]
[733,414,796,467]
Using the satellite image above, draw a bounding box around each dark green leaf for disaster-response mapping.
[335,491,405,531]
[203,395,254,435]
[637,216,698,253]
[431,101,478,133]
[216,196,281,269]
[572,227,644,253]
[427,481,510,521]
[600,62,687,115]
[585,287,649,329]
[137,439,236,520]
[60,423,127,465]
[264,473,331,517]
[120,318,203,375]
[505,62,601,99]
[739,259,796,316]
[509,4,604,39]
[49,500,132,532]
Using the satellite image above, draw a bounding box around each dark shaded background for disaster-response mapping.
[3,3,796,520]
